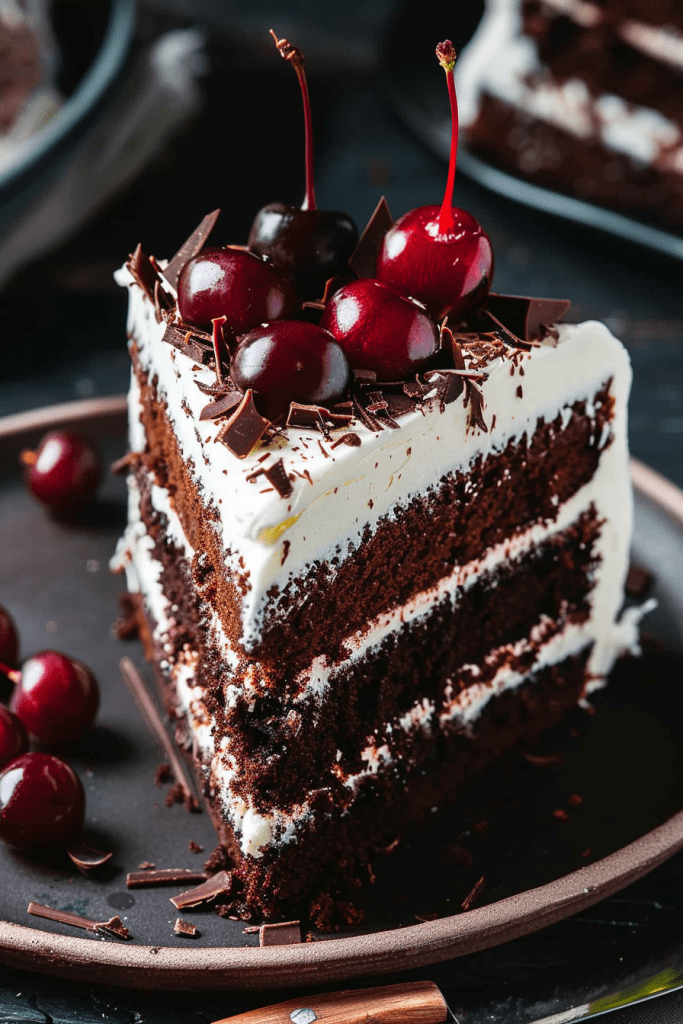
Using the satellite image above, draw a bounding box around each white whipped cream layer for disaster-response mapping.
[457,0,683,173]
[116,264,633,655]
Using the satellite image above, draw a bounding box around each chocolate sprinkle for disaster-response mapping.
[119,657,200,811]
[67,841,113,874]
[127,868,209,889]
[216,390,271,459]
[163,209,221,289]
[170,869,233,909]
[174,918,200,937]
[348,196,393,278]
[486,293,571,342]
[199,392,242,421]
[263,458,293,498]
[259,920,301,946]
[28,902,131,940]
[331,432,362,448]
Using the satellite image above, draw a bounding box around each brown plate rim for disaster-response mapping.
[0,397,681,991]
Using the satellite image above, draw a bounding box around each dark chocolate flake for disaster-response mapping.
[486,293,571,342]
[259,920,301,946]
[199,392,242,421]
[163,209,221,289]
[162,323,211,365]
[264,458,293,498]
[170,869,233,909]
[287,403,328,429]
[461,875,486,912]
[331,432,362,448]
[467,379,488,432]
[348,196,393,278]
[174,918,200,937]
[126,243,160,303]
[216,390,271,458]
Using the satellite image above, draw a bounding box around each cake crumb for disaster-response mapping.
[204,844,232,874]
[154,763,172,786]
[188,840,204,854]
[165,783,185,807]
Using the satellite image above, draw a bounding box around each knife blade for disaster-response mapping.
[210,968,683,1024]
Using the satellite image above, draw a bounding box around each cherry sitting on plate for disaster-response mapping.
[0,752,84,851]
[318,278,439,380]
[177,247,297,334]
[231,320,350,422]
[375,41,493,324]
[0,708,28,769]
[0,606,19,666]
[8,651,99,746]
[20,430,102,515]
[248,32,358,299]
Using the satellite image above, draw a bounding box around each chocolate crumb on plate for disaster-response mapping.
[188,840,204,854]
[199,392,242,422]
[154,763,171,786]
[170,869,233,909]
[127,868,209,889]
[258,920,301,946]
[174,918,200,938]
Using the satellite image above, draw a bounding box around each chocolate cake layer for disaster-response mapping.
[131,343,613,668]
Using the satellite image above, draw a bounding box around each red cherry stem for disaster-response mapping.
[270,29,316,212]
[0,662,20,684]
[436,40,458,235]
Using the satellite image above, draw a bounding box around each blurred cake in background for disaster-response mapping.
[456,0,683,231]
[0,0,60,167]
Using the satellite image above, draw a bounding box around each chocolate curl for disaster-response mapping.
[211,316,227,384]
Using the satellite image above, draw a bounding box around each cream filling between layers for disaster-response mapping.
[456,0,683,173]
[116,262,633,654]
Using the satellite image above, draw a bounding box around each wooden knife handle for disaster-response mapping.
[211,980,448,1024]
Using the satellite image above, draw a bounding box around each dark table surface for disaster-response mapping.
[1,7,683,1022]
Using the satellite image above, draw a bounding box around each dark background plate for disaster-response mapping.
[0,400,682,992]
[385,65,683,263]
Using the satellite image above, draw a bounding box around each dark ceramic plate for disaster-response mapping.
[386,67,683,262]
[0,398,682,991]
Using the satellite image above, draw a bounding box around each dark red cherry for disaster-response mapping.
[249,204,358,300]
[0,607,19,666]
[11,651,99,746]
[319,279,439,381]
[375,41,493,324]
[376,205,493,323]
[177,247,297,333]
[231,321,350,422]
[0,708,28,768]
[0,752,84,850]
[20,431,101,514]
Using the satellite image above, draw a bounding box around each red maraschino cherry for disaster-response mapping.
[248,31,358,299]
[177,247,297,334]
[7,651,99,746]
[0,752,85,851]
[376,41,493,323]
[231,320,350,421]
[20,431,102,514]
[319,278,439,380]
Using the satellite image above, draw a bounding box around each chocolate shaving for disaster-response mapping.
[153,279,172,323]
[287,403,328,429]
[162,323,212,365]
[127,868,209,889]
[461,875,485,912]
[67,841,113,874]
[170,869,232,909]
[216,390,271,459]
[466,379,488,432]
[110,452,137,476]
[348,196,393,278]
[119,657,200,811]
[174,918,200,937]
[486,293,570,342]
[126,243,161,303]
[423,369,469,405]
[331,432,362,448]
[482,309,535,350]
[259,920,301,946]
[163,209,220,289]
[263,458,293,498]
[199,392,241,421]
[211,316,227,383]
[625,563,654,598]
[28,902,131,940]
[352,394,383,432]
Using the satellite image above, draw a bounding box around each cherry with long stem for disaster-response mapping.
[436,40,458,235]
[270,30,316,212]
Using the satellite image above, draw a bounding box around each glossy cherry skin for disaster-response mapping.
[375,205,493,323]
[11,651,99,746]
[0,708,28,769]
[231,320,350,422]
[22,431,101,513]
[248,203,359,300]
[0,607,19,666]
[0,752,85,851]
[318,278,439,381]
[177,247,297,333]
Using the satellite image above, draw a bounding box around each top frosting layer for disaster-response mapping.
[117,261,632,650]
